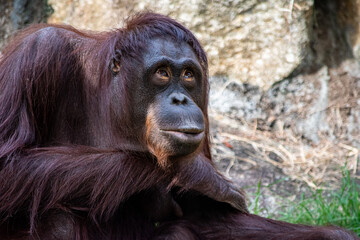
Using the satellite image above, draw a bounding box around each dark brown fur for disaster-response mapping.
[0,12,358,240]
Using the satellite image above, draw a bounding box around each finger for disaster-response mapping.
[226,189,248,213]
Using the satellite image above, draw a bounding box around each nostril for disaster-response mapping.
[172,97,180,105]
[171,93,188,105]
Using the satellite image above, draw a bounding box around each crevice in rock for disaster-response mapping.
[284,0,358,81]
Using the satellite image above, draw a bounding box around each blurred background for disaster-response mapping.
[1,0,359,233]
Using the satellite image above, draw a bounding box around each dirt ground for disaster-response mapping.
[210,116,300,216]
[209,112,360,216]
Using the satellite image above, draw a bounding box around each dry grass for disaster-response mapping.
[210,110,359,189]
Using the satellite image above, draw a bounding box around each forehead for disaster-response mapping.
[142,37,198,65]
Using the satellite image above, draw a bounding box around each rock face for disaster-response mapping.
[194,0,312,89]
[260,62,360,146]
[209,0,360,149]
[0,0,52,50]
[261,66,331,144]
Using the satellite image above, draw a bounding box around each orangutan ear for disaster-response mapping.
[111,59,121,73]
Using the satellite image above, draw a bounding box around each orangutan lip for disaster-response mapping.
[160,129,204,142]
[161,128,204,134]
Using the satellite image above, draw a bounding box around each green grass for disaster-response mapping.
[249,168,360,236]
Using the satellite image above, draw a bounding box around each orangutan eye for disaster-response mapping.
[183,69,194,82]
[155,68,170,82]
